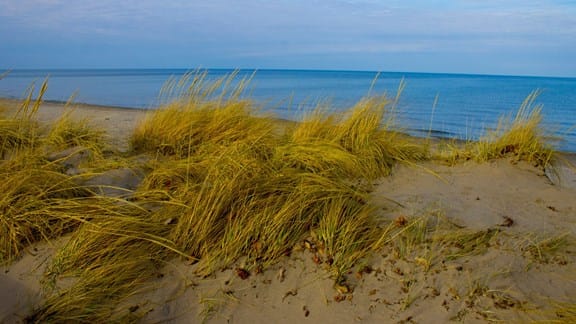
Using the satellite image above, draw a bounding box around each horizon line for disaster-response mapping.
[1,67,575,80]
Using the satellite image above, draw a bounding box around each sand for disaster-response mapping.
[0,98,145,151]
[1,99,575,323]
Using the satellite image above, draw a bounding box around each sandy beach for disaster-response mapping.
[1,98,575,323]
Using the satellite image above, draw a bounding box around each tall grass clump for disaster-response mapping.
[475,91,553,165]
[167,162,378,276]
[0,79,95,264]
[315,196,382,275]
[129,71,425,279]
[0,79,47,156]
[0,159,88,263]
[45,108,105,152]
[443,91,554,167]
[335,96,428,176]
[130,71,273,157]
[0,78,117,266]
[279,96,427,180]
[130,99,274,157]
[0,116,38,156]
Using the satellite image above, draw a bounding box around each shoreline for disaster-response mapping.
[0,97,147,151]
[0,95,150,111]
[2,96,575,158]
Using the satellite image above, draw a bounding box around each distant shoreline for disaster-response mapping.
[0,95,149,111]
[2,67,576,80]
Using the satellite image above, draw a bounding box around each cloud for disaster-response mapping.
[2,0,574,40]
[0,0,574,75]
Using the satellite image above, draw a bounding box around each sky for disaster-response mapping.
[1,0,575,77]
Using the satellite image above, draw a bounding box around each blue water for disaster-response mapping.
[1,69,575,152]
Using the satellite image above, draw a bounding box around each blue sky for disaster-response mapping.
[1,0,575,77]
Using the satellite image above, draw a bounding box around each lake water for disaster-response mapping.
[1,69,575,152]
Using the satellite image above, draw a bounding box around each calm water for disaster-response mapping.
[1,69,575,152]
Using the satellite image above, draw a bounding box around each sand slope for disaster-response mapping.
[3,160,574,323]
[136,161,575,323]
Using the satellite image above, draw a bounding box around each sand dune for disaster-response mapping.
[1,99,575,323]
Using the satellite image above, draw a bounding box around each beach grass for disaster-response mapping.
[128,73,432,279]
[437,91,554,167]
[0,80,45,156]
[0,80,95,264]
[46,108,105,153]
[33,205,178,322]
[0,72,568,322]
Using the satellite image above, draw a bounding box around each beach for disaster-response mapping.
[1,98,575,323]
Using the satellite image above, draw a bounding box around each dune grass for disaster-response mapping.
[376,210,500,269]
[128,73,427,278]
[0,80,46,156]
[0,159,87,263]
[520,232,574,264]
[0,80,99,264]
[46,108,105,152]
[279,98,427,180]
[438,91,554,167]
[1,72,566,322]
[32,204,183,322]
[20,73,430,322]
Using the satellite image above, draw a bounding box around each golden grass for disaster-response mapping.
[129,73,427,280]
[520,232,574,264]
[0,80,47,156]
[130,99,274,157]
[0,117,38,156]
[0,162,87,263]
[33,207,180,323]
[131,70,269,157]
[546,301,576,323]
[45,108,105,152]
[315,196,381,275]
[283,97,427,179]
[1,72,565,322]
[379,211,500,265]
[438,91,554,167]
[0,80,104,264]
